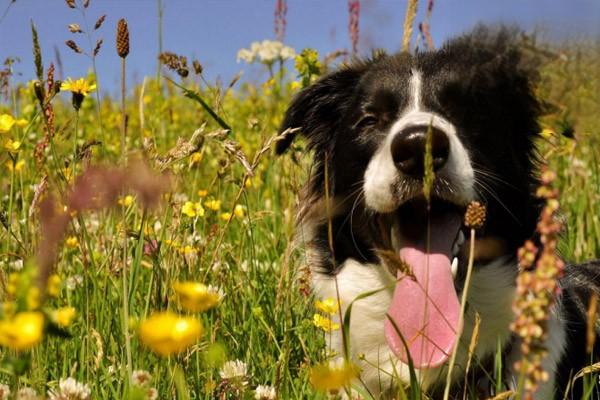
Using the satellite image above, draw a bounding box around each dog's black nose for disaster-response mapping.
[390,126,450,176]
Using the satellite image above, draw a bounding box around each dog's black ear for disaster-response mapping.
[276,67,364,154]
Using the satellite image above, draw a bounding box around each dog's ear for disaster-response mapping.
[276,67,364,154]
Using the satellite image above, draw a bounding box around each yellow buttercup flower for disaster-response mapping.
[52,307,76,328]
[189,152,203,166]
[315,298,340,315]
[65,236,79,249]
[310,359,359,393]
[61,77,96,97]
[220,212,232,221]
[312,314,339,332]
[47,274,62,297]
[118,195,135,207]
[0,312,45,351]
[173,282,221,312]
[204,199,221,211]
[0,114,16,133]
[139,312,203,356]
[15,118,28,128]
[233,204,245,218]
[5,159,25,172]
[181,201,205,218]
[3,138,21,153]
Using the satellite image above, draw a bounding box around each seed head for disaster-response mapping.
[94,14,106,30]
[65,0,76,8]
[93,39,103,56]
[464,201,486,229]
[83,0,90,7]
[116,19,129,58]
[192,59,203,75]
[68,23,83,33]
[65,40,83,54]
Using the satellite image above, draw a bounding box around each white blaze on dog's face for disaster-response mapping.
[364,70,475,213]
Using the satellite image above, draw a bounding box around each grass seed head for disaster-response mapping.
[94,14,106,30]
[65,40,83,54]
[464,201,486,229]
[116,18,129,58]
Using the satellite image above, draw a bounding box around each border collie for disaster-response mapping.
[277,27,600,399]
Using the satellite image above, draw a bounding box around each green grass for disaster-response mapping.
[0,14,599,400]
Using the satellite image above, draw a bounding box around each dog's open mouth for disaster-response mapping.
[383,197,467,369]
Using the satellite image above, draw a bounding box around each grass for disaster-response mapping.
[0,4,599,400]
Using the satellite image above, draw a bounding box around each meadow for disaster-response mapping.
[0,1,599,399]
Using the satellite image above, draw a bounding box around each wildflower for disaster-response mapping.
[219,359,248,385]
[0,311,45,351]
[315,298,340,315]
[179,245,198,264]
[181,201,204,218]
[290,81,301,91]
[139,312,203,356]
[3,138,21,153]
[131,370,152,387]
[47,377,91,400]
[0,384,9,400]
[204,199,221,211]
[190,152,203,166]
[198,189,208,197]
[27,287,40,309]
[61,77,96,110]
[16,387,38,400]
[47,274,62,297]
[65,236,79,249]
[0,114,15,133]
[173,282,221,312]
[540,128,555,139]
[310,358,359,393]
[66,275,84,290]
[5,159,25,172]
[52,307,76,328]
[312,314,339,332]
[237,40,295,65]
[254,385,276,400]
[118,195,135,207]
[234,204,245,218]
[220,212,232,221]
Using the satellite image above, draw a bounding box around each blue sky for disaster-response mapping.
[1,0,599,96]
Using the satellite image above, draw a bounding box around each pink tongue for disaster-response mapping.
[384,214,462,369]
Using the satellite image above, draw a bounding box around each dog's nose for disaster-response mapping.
[390,126,450,176]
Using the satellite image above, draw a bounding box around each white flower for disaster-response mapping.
[254,384,276,400]
[237,40,296,65]
[147,388,158,400]
[220,359,248,380]
[66,275,84,290]
[131,370,152,387]
[47,377,91,400]
[257,40,281,64]
[0,384,10,400]
[237,48,256,64]
[280,46,296,60]
[16,388,38,400]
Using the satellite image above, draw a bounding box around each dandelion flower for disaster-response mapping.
[312,314,339,332]
[65,236,79,249]
[47,377,91,400]
[131,370,152,387]
[181,201,204,218]
[309,358,359,393]
[173,282,221,312]
[254,385,276,400]
[61,77,96,110]
[0,311,45,351]
[52,307,76,328]
[220,212,232,221]
[139,312,203,356]
[315,298,340,315]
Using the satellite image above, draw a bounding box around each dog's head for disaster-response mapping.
[279,27,543,369]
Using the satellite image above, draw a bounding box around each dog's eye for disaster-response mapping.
[355,114,378,129]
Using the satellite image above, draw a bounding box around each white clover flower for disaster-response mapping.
[16,388,38,400]
[131,370,152,387]
[47,377,91,400]
[0,384,10,400]
[254,384,276,400]
[219,359,248,380]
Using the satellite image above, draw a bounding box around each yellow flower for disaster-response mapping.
[3,138,21,153]
[118,195,135,207]
[310,359,359,393]
[540,128,555,139]
[190,152,203,165]
[315,298,340,315]
[26,287,40,310]
[197,189,208,197]
[139,312,203,356]
[204,199,221,211]
[173,282,221,312]
[181,201,205,218]
[15,118,28,127]
[47,274,62,297]
[65,236,79,249]
[0,312,45,351]
[61,77,96,96]
[233,204,245,218]
[290,81,302,91]
[0,114,16,133]
[313,314,339,332]
[220,212,232,221]
[52,307,76,328]
[5,159,25,172]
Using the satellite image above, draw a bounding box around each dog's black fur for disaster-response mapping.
[278,26,600,399]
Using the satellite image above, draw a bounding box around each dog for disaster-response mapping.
[277,26,600,399]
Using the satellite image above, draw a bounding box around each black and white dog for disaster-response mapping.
[278,27,600,399]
